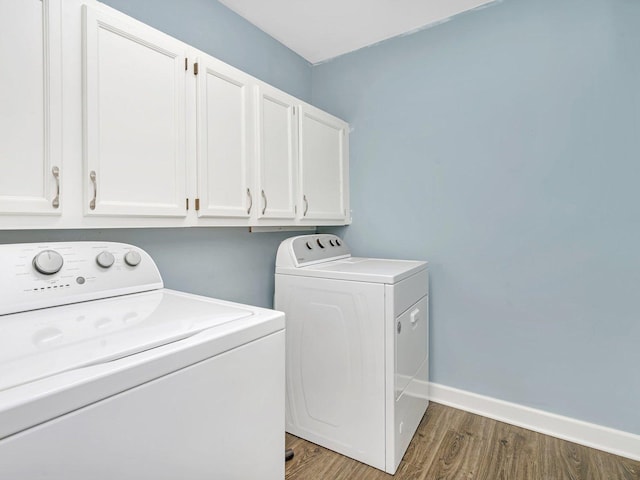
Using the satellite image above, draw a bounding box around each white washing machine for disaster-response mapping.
[274,234,429,474]
[0,241,285,480]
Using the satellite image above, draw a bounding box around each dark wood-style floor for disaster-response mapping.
[285,403,640,479]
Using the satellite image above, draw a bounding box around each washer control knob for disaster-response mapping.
[335,239,342,246]
[96,251,115,269]
[33,250,64,275]
[316,239,325,249]
[124,250,142,267]
[329,239,335,246]
[305,241,313,250]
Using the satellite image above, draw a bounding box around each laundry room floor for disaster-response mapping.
[285,403,640,480]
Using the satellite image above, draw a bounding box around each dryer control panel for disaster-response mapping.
[0,242,163,315]
[276,234,350,268]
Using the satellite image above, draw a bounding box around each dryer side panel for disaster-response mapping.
[385,270,430,473]
[275,274,386,471]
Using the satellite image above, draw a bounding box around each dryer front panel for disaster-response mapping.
[275,274,386,471]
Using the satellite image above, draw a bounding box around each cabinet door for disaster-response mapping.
[255,84,297,220]
[83,5,187,217]
[298,105,349,222]
[196,56,253,219]
[0,0,62,215]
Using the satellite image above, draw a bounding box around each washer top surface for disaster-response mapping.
[275,234,427,284]
[0,289,254,392]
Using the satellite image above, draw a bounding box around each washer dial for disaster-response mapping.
[33,250,64,275]
[124,250,142,267]
[96,251,115,268]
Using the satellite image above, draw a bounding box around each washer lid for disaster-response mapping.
[0,289,254,392]
[276,257,427,284]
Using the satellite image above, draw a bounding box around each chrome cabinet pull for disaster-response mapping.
[261,190,267,215]
[246,188,252,214]
[89,171,97,210]
[51,166,60,209]
[303,194,309,216]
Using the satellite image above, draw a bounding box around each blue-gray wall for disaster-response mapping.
[313,0,640,434]
[1,0,312,308]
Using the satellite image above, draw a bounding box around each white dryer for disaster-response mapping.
[274,234,429,474]
[0,241,285,480]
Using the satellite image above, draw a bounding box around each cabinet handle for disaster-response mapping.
[261,190,267,215]
[303,194,309,216]
[89,171,97,210]
[51,166,60,209]
[246,188,252,214]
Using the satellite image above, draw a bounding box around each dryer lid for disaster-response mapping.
[277,257,427,284]
[0,290,254,392]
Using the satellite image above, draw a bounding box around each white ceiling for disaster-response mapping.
[218,0,495,64]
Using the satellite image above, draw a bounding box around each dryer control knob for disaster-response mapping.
[124,250,142,267]
[96,251,115,269]
[33,250,64,275]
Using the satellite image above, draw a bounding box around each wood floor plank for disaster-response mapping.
[476,420,538,479]
[587,443,640,480]
[402,402,464,470]
[285,403,640,480]
[420,428,472,479]
[420,411,497,480]
[558,437,596,480]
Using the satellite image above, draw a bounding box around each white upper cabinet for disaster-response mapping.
[195,56,253,219]
[0,0,62,216]
[82,5,187,217]
[0,1,349,229]
[298,105,349,222]
[255,84,298,221]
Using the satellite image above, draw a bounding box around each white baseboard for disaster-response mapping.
[427,382,640,462]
